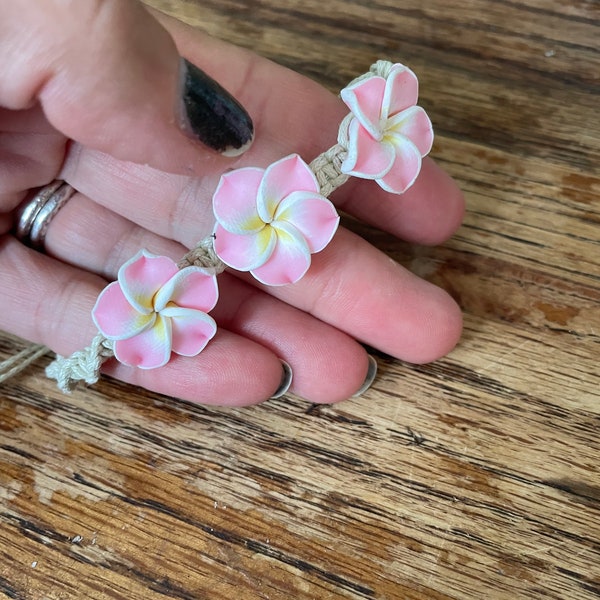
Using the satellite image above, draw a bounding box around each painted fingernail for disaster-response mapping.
[270,361,293,399]
[179,59,254,157]
[352,355,378,397]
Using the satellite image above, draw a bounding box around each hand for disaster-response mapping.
[0,2,464,405]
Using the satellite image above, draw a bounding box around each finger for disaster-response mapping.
[252,227,464,365]
[0,105,65,236]
[211,276,372,403]
[103,331,286,408]
[45,196,373,403]
[62,144,462,261]
[337,158,465,245]
[46,192,186,280]
[60,146,217,248]
[0,236,286,406]
[0,1,253,173]
[0,106,67,213]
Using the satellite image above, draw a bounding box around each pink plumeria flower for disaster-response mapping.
[340,63,434,194]
[92,250,218,369]
[213,154,340,286]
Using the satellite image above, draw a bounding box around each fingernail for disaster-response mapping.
[352,355,378,398]
[179,59,254,157]
[270,361,293,399]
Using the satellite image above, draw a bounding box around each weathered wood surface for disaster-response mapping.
[1,1,599,598]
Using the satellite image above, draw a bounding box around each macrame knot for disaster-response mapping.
[178,236,226,274]
[45,333,114,393]
[309,143,349,197]
[370,59,395,78]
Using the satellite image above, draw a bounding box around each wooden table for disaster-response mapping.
[1,1,599,598]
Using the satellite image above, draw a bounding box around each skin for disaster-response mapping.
[0,1,465,406]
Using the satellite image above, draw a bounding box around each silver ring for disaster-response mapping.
[14,181,76,250]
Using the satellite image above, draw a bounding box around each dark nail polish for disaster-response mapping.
[270,361,293,399]
[179,59,254,156]
[352,355,378,397]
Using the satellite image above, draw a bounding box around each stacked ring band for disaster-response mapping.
[14,180,76,250]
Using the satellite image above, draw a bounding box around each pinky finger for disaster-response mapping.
[104,330,288,407]
[0,236,286,405]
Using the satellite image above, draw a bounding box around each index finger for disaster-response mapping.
[63,12,464,245]
[0,0,253,173]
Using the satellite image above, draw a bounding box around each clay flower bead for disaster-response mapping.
[92,250,219,369]
[340,62,434,194]
[213,154,340,286]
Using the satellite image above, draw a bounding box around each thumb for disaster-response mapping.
[0,0,253,172]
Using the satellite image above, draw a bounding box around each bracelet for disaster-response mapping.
[46,60,434,392]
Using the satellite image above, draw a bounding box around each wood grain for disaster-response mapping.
[1,1,599,598]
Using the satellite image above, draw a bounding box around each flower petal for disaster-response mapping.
[251,221,311,286]
[92,281,155,340]
[213,223,276,271]
[387,105,433,156]
[378,135,423,194]
[212,167,265,234]
[161,307,217,357]
[118,250,178,314]
[275,191,340,253]
[382,64,419,118]
[341,75,386,139]
[257,154,319,222]
[341,118,395,179]
[113,314,172,369]
[153,267,219,313]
